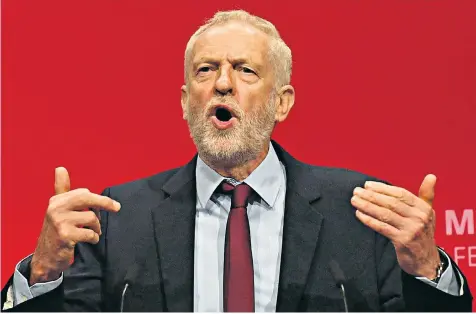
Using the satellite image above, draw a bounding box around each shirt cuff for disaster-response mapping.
[416,248,464,296]
[12,254,64,306]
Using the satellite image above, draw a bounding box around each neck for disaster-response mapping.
[204,142,270,182]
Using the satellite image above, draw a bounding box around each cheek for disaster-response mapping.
[235,80,274,112]
[189,83,214,106]
[238,92,268,114]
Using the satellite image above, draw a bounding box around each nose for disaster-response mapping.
[215,65,233,96]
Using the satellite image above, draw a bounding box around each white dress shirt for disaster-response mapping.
[194,143,287,312]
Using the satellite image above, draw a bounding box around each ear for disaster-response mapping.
[181,85,188,120]
[274,85,295,123]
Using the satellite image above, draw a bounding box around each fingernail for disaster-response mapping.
[354,187,363,195]
[365,181,374,188]
[351,196,359,203]
[114,201,121,210]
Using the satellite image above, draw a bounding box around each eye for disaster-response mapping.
[198,66,211,72]
[197,64,216,75]
[238,66,256,75]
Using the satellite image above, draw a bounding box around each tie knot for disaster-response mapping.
[220,181,252,209]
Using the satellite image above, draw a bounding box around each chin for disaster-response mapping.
[196,137,256,168]
[188,120,271,168]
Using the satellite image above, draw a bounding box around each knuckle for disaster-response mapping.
[47,199,62,213]
[76,193,91,207]
[380,213,391,224]
[49,212,63,227]
[72,189,91,202]
[390,198,400,210]
[87,230,98,242]
[425,206,435,216]
[397,188,406,200]
[85,211,97,222]
[401,234,413,246]
[416,210,432,225]
[49,195,58,205]
[360,200,369,211]
[374,221,386,234]
[381,224,392,234]
[367,191,377,203]
[417,221,426,232]
[86,230,94,239]
[57,226,70,240]
[91,215,101,228]
[421,213,431,225]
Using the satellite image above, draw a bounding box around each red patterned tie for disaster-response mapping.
[221,181,255,312]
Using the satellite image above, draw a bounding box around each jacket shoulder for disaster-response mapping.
[104,167,181,197]
[302,163,387,192]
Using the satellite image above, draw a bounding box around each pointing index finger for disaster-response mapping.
[67,190,121,212]
[88,195,122,212]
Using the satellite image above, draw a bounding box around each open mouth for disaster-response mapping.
[210,105,237,130]
[215,107,233,122]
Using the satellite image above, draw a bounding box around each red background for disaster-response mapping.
[2,0,475,308]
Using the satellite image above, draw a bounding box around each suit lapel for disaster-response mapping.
[273,142,325,312]
[147,142,326,312]
[149,156,197,312]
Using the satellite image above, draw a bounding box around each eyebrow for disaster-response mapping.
[193,56,264,71]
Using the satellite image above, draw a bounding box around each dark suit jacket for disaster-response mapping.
[2,141,473,311]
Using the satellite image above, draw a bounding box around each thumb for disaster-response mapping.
[418,174,437,206]
[55,167,71,194]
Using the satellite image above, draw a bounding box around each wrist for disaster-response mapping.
[418,267,439,280]
[422,246,443,278]
[29,257,61,285]
[429,250,447,283]
[419,254,444,280]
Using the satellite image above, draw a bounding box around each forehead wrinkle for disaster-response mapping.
[192,23,270,62]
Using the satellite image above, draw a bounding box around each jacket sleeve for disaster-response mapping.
[1,188,111,312]
[376,234,473,312]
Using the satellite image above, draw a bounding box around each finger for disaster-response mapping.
[351,195,407,229]
[353,187,413,217]
[418,174,437,207]
[68,211,102,235]
[57,189,121,213]
[364,181,417,207]
[355,210,399,241]
[55,167,71,195]
[90,208,101,222]
[71,228,100,245]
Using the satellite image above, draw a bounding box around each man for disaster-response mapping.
[1,9,473,312]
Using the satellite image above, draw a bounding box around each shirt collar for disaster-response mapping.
[195,143,284,208]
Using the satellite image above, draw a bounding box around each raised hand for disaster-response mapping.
[29,167,121,285]
[351,174,441,279]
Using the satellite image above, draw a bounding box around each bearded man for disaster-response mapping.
[1,10,472,312]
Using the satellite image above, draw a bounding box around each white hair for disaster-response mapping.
[184,10,292,89]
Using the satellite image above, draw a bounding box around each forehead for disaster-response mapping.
[192,22,271,65]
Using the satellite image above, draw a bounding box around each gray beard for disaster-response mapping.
[186,94,277,169]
